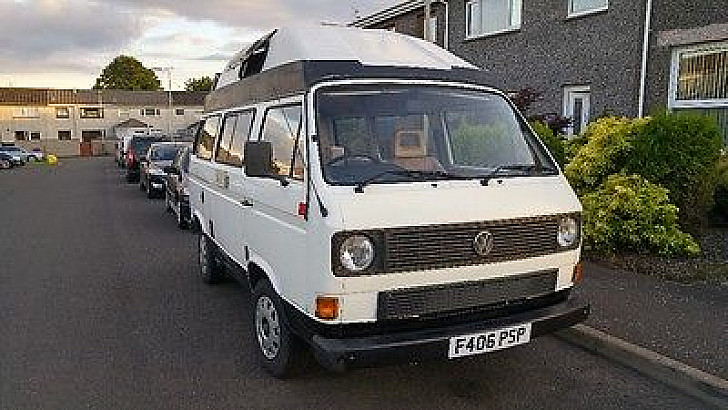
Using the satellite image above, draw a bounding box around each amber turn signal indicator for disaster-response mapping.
[315,297,339,320]
[572,262,584,284]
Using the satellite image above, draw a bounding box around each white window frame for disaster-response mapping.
[465,0,522,40]
[669,41,728,110]
[563,85,591,136]
[426,16,438,43]
[567,0,608,19]
[140,108,161,117]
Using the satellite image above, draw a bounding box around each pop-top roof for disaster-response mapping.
[216,26,476,89]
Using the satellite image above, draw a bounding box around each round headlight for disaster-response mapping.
[557,216,579,248]
[339,235,375,272]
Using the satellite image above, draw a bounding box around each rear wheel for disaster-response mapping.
[165,191,173,213]
[198,233,222,284]
[0,159,10,169]
[252,280,307,378]
[146,182,155,199]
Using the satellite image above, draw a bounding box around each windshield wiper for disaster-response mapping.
[354,169,472,193]
[479,164,557,186]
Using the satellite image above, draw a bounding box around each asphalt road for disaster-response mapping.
[0,158,706,409]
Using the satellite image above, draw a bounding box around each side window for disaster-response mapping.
[216,110,255,167]
[260,104,305,179]
[195,116,221,160]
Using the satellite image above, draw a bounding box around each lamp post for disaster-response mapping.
[153,67,174,141]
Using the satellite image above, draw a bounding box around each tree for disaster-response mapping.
[184,76,214,92]
[93,55,161,91]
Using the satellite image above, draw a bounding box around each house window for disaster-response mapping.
[80,107,103,118]
[30,132,40,141]
[568,0,608,16]
[672,43,728,105]
[141,108,161,116]
[466,0,522,38]
[56,107,70,119]
[13,107,39,118]
[563,86,591,135]
[175,108,185,116]
[15,131,28,141]
[670,42,728,144]
[58,131,72,140]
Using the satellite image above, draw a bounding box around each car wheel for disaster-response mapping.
[146,182,155,199]
[125,172,134,183]
[252,280,307,378]
[165,191,173,213]
[198,233,222,284]
[176,205,188,229]
[0,159,9,169]
[139,177,146,191]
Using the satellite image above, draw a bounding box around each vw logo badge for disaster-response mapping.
[473,231,494,256]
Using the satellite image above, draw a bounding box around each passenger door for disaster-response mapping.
[245,101,307,292]
[211,109,256,265]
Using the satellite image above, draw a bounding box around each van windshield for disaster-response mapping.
[315,84,557,186]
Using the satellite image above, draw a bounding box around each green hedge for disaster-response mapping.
[626,111,723,228]
[564,117,648,195]
[582,174,699,257]
[530,121,567,167]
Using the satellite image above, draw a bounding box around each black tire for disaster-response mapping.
[176,206,188,230]
[139,177,146,191]
[197,233,222,284]
[125,172,135,183]
[165,191,173,213]
[146,182,155,199]
[252,280,307,378]
[0,160,10,169]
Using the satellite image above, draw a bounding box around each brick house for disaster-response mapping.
[351,0,449,49]
[355,0,728,142]
[0,88,206,156]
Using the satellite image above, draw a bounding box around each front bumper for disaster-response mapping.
[290,292,589,370]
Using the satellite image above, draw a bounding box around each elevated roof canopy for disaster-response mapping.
[215,26,476,90]
[207,26,493,113]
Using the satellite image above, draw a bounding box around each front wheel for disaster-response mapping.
[252,280,307,378]
[198,233,222,284]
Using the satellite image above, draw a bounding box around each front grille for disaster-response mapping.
[384,216,560,273]
[377,269,558,320]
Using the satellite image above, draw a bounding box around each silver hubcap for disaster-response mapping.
[255,295,281,360]
[199,235,209,277]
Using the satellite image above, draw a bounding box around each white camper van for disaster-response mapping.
[188,27,589,377]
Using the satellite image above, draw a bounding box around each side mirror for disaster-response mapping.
[244,141,273,177]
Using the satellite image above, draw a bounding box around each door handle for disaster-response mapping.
[241,198,253,207]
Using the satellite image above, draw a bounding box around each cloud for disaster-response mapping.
[0,0,403,88]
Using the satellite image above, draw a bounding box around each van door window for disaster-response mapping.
[195,116,221,160]
[260,104,304,180]
[216,110,255,167]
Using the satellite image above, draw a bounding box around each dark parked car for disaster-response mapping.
[139,142,189,198]
[164,145,192,228]
[125,136,160,183]
[0,152,15,169]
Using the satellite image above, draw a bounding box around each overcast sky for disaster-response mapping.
[0,0,402,89]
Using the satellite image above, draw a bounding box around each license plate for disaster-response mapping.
[448,323,532,359]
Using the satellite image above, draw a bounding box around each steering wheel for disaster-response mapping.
[326,154,378,167]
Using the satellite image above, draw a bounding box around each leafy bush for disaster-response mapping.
[564,117,648,194]
[530,121,567,167]
[714,154,728,217]
[626,111,723,228]
[582,174,700,257]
